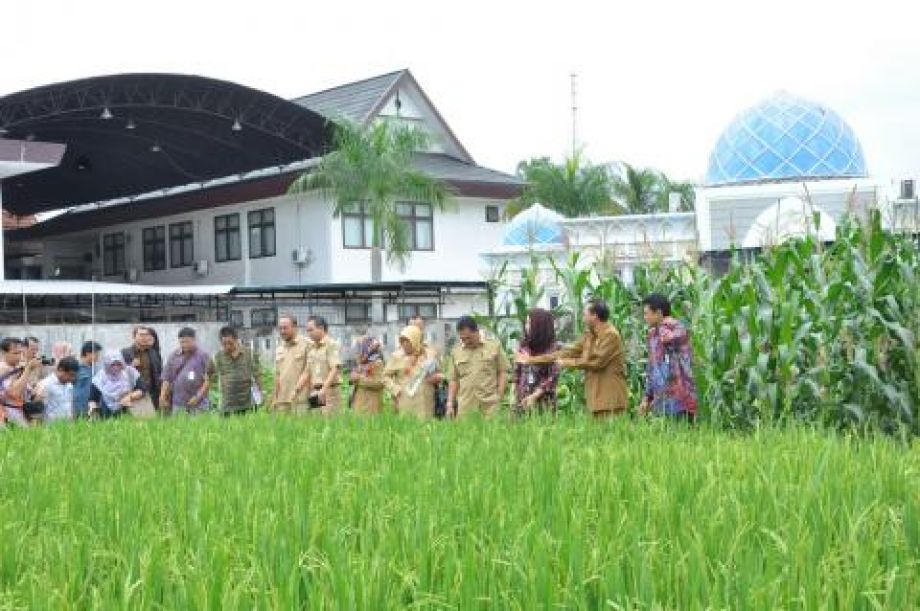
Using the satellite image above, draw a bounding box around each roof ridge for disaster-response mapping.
[290,69,407,102]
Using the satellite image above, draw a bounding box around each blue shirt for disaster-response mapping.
[73,363,94,417]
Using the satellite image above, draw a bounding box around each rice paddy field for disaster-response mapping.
[1,413,918,609]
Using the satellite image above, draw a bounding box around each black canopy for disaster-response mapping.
[0,73,333,215]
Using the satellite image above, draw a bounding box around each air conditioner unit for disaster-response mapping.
[125,268,139,283]
[193,260,209,275]
[292,246,312,266]
[900,179,915,200]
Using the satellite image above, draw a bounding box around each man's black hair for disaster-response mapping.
[80,341,103,356]
[642,293,671,317]
[57,356,80,374]
[308,315,328,331]
[25,336,40,346]
[219,326,238,339]
[0,337,23,352]
[178,327,196,339]
[586,299,610,323]
[456,316,479,333]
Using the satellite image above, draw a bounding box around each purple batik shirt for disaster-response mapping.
[162,348,211,409]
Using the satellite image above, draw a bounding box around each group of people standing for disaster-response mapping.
[0,324,262,426]
[0,292,698,426]
[274,292,697,421]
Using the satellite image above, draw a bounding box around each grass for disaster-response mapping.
[1,414,918,609]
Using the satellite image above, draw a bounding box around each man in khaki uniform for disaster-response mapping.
[447,316,509,418]
[272,315,311,412]
[306,316,342,415]
[520,299,627,417]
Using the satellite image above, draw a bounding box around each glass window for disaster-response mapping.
[169,222,194,268]
[251,308,277,328]
[486,205,500,223]
[398,303,438,321]
[142,226,166,271]
[215,213,241,262]
[248,208,276,259]
[229,310,244,328]
[345,303,371,323]
[102,233,126,276]
[397,201,434,251]
[342,203,372,248]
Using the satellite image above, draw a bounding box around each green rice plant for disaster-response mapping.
[0,416,917,608]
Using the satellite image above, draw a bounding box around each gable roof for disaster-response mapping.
[292,69,474,163]
[292,70,404,125]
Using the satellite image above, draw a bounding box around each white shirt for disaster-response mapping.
[36,372,73,422]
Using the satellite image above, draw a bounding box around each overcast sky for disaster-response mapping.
[3,0,917,188]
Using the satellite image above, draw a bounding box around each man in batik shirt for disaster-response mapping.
[639,293,698,421]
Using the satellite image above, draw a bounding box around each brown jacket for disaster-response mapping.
[534,323,627,413]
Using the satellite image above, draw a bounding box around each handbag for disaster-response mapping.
[129,394,157,419]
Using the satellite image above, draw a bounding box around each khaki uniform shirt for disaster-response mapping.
[449,338,509,415]
[559,323,627,413]
[307,336,342,413]
[351,361,385,414]
[384,346,439,418]
[274,335,311,407]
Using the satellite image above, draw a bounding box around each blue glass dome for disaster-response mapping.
[705,91,868,186]
[503,203,566,247]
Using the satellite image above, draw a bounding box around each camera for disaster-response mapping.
[39,356,55,366]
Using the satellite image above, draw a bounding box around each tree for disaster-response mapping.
[289,121,451,282]
[611,162,696,214]
[507,151,615,218]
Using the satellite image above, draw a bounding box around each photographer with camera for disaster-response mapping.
[0,337,43,427]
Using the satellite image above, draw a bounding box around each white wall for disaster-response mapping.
[697,179,878,252]
[29,193,509,287]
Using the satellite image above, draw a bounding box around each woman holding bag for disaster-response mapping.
[87,351,148,419]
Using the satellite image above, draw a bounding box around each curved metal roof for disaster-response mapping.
[0,73,333,214]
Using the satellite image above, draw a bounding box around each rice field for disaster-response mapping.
[1,413,918,609]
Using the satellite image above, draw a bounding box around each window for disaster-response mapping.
[248,208,276,258]
[142,226,166,271]
[229,310,244,328]
[342,203,434,250]
[399,303,438,321]
[169,222,194,268]
[102,233,126,276]
[397,202,434,250]
[251,308,277,329]
[549,295,560,310]
[342,203,374,249]
[345,303,371,323]
[486,205,500,223]
[215,213,241,262]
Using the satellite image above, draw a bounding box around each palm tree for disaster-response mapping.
[507,151,615,218]
[289,121,451,282]
[611,162,696,214]
[610,163,663,215]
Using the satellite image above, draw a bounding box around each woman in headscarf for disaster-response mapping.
[88,350,148,418]
[349,336,386,414]
[384,325,440,418]
[513,308,561,415]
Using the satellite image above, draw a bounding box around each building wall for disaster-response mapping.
[26,192,508,286]
[696,179,879,252]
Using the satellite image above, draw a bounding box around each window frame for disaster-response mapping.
[142,226,167,272]
[398,303,438,321]
[396,202,434,251]
[102,232,126,277]
[344,302,371,323]
[214,213,242,263]
[248,208,276,259]
[168,221,195,269]
[485,205,500,223]
[250,307,278,329]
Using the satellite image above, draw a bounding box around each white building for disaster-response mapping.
[3,70,523,333]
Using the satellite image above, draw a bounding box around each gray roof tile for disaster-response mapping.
[292,70,404,124]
